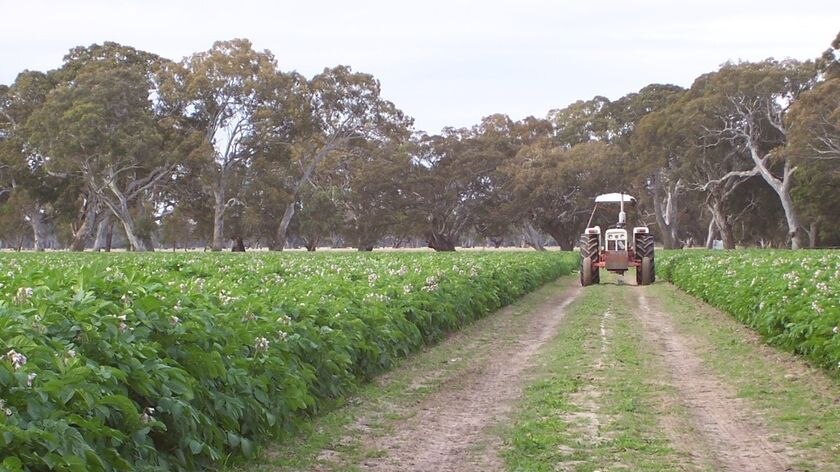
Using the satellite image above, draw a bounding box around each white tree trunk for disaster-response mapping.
[70,194,98,251]
[707,202,734,249]
[523,221,546,251]
[212,187,226,252]
[651,172,681,249]
[747,142,802,249]
[28,207,49,252]
[94,211,112,251]
[102,179,152,252]
[704,215,717,249]
[273,201,296,251]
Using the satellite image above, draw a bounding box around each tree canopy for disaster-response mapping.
[1,32,838,251]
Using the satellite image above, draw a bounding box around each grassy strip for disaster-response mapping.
[502,278,679,471]
[238,278,575,471]
[649,282,840,471]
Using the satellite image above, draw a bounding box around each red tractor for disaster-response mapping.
[579,193,655,286]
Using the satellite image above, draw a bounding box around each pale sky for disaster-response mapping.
[2,0,838,133]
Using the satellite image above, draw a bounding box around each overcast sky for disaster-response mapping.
[2,0,837,133]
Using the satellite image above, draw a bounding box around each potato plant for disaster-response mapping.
[658,250,840,371]
[0,251,575,471]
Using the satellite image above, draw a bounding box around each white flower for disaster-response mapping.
[0,399,11,417]
[66,349,77,359]
[6,350,26,370]
[368,273,379,284]
[276,315,292,325]
[833,326,839,335]
[170,315,181,325]
[26,372,37,387]
[13,287,33,304]
[254,337,270,353]
[140,407,155,424]
[403,285,411,294]
[277,330,288,341]
[219,291,237,305]
[811,301,823,314]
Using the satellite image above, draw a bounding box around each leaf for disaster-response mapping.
[1,456,24,472]
[188,438,203,455]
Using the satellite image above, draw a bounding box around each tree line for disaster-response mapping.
[1,34,838,252]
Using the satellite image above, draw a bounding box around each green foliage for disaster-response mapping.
[0,251,576,470]
[658,250,840,371]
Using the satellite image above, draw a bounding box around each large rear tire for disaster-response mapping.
[640,256,653,285]
[634,233,655,285]
[579,234,599,286]
[581,258,593,286]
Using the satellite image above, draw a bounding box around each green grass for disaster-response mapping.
[649,282,840,471]
[502,277,680,471]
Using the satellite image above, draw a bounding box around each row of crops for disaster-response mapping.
[657,250,840,372]
[0,251,577,471]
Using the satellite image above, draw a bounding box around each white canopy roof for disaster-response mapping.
[594,193,636,203]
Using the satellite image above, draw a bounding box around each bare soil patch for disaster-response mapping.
[355,283,582,472]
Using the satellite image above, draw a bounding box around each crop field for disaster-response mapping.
[2,250,840,472]
[658,250,840,371]
[0,252,576,471]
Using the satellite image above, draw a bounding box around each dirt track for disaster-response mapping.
[293,274,839,472]
[357,283,581,472]
[635,289,794,471]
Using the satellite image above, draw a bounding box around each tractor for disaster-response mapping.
[579,192,655,286]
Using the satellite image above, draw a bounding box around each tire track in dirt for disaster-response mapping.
[635,289,794,472]
[357,282,582,472]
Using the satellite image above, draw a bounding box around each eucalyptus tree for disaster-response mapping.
[162,38,278,250]
[467,114,525,246]
[508,140,625,249]
[27,43,180,251]
[405,130,479,251]
[784,32,840,245]
[0,71,62,250]
[252,65,412,250]
[323,138,412,251]
[597,84,686,248]
[547,96,612,146]
[696,60,817,249]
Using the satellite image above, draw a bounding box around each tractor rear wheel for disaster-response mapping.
[634,233,655,285]
[639,256,653,285]
[581,258,592,286]
[579,234,599,286]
